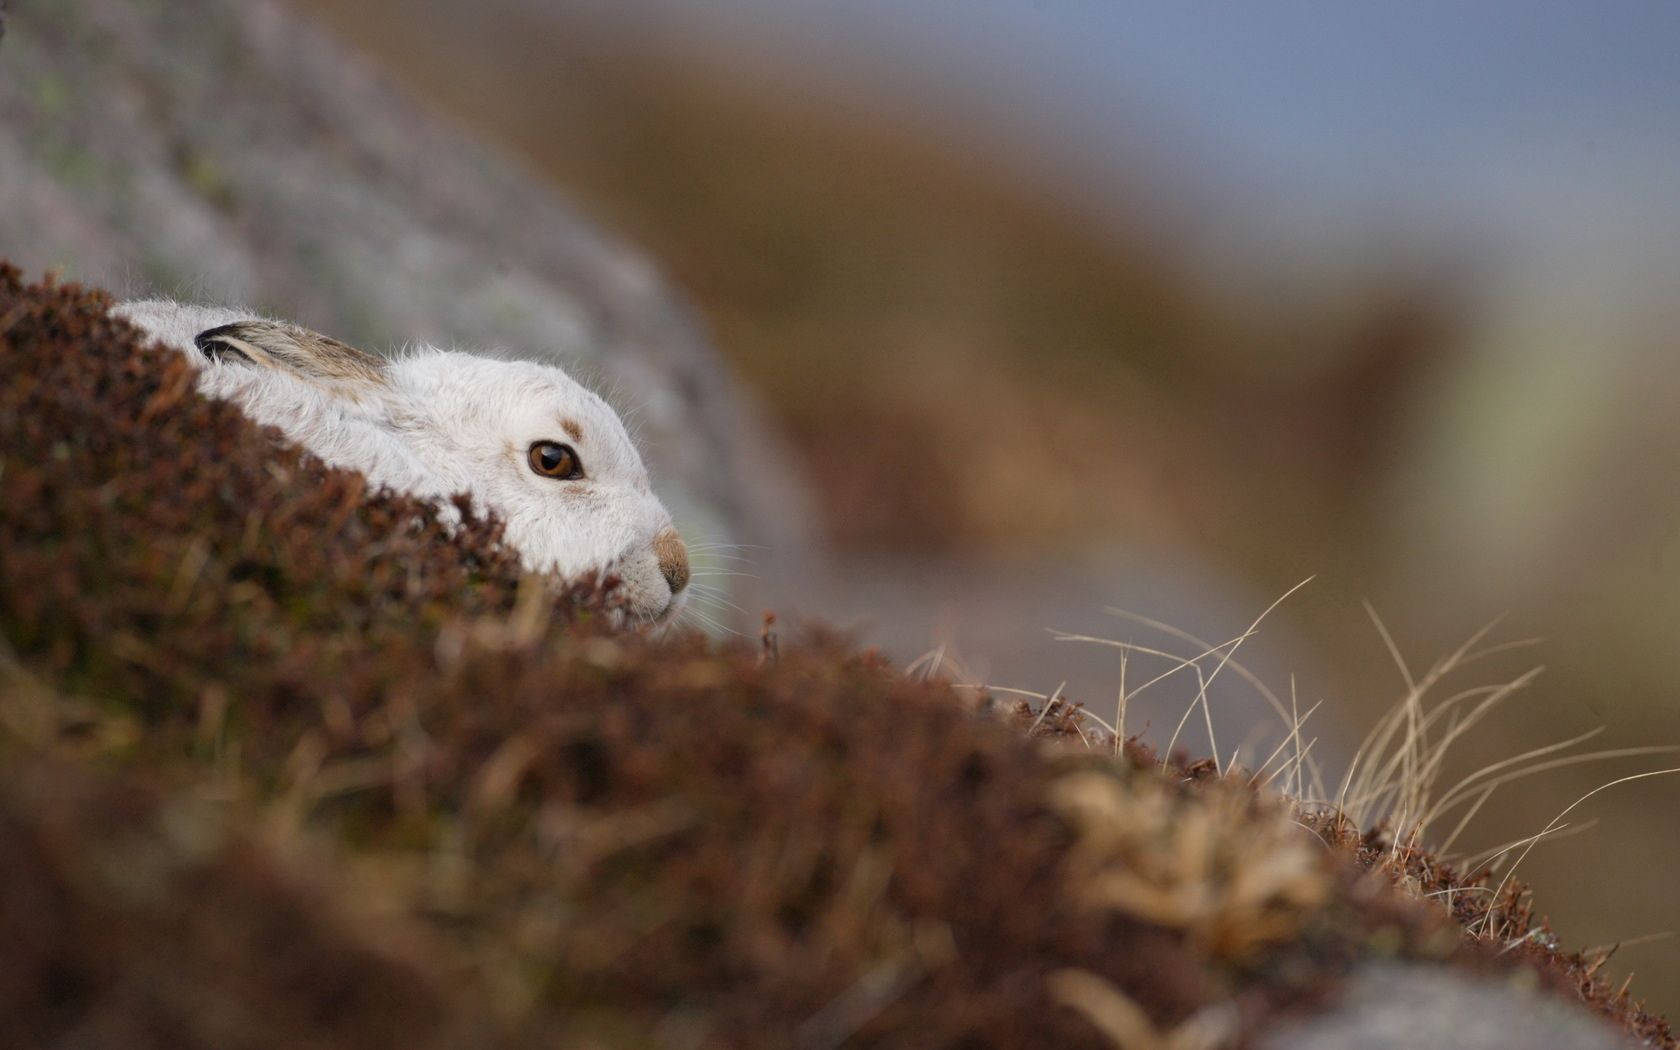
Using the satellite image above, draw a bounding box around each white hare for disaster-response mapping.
[114,300,690,624]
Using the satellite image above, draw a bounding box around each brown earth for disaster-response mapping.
[0,266,1664,1048]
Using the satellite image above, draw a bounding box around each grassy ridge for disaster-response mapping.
[0,267,1664,1048]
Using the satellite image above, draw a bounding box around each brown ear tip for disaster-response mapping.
[195,324,249,363]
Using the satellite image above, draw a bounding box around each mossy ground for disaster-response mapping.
[0,266,1668,1048]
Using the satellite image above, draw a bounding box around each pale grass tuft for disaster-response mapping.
[1292,605,1680,940]
[1048,968,1238,1050]
[940,581,1680,959]
[1048,769,1330,963]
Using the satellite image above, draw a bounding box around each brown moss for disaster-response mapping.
[0,756,481,1050]
[0,265,1667,1048]
[1301,812,1678,1048]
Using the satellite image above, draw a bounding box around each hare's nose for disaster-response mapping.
[654,528,690,595]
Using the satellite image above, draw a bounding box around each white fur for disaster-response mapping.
[114,300,688,624]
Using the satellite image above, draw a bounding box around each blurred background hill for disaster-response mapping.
[150,0,1680,1020]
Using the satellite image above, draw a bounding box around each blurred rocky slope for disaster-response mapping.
[0,0,813,603]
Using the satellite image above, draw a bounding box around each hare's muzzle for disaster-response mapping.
[654,528,689,596]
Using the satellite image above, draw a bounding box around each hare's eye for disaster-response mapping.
[528,441,584,480]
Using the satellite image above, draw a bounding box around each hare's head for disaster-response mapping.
[364,343,691,625]
[118,302,689,625]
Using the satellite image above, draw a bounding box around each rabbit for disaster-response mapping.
[112,300,690,626]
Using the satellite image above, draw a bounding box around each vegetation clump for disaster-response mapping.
[0,266,1668,1048]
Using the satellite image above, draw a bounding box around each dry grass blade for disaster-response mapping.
[1479,767,1680,934]
[1426,743,1680,839]
[1047,969,1169,1050]
[1248,699,1323,789]
[1459,819,1598,875]
[1028,682,1069,733]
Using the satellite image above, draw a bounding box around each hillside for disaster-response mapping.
[1,267,1665,1048]
[275,9,1680,1017]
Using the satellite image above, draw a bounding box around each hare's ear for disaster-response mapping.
[194,320,388,389]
